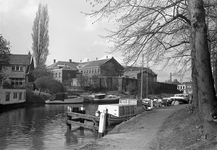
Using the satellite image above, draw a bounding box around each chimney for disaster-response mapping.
[69,59,72,62]
[54,59,56,63]
[170,73,172,82]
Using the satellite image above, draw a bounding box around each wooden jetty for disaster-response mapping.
[67,111,100,130]
[66,106,108,137]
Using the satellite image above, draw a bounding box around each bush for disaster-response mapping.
[26,89,50,103]
[126,82,138,95]
[46,79,65,94]
[34,76,65,94]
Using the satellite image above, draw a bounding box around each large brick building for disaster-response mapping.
[47,57,124,83]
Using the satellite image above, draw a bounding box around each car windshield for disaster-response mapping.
[174,94,188,97]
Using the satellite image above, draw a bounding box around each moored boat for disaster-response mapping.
[45,93,84,104]
[95,98,146,125]
[88,93,120,104]
[0,88,26,110]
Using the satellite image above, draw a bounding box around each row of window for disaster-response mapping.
[53,72,61,78]
[82,68,100,74]
[5,92,25,101]
[178,85,192,90]
[53,72,72,78]
[52,69,100,78]
[12,65,23,71]
[10,78,25,86]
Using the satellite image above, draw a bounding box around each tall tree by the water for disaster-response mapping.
[32,3,49,68]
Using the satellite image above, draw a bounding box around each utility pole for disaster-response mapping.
[140,54,144,99]
[146,55,149,98]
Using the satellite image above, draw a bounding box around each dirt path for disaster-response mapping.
[78,104,187,150]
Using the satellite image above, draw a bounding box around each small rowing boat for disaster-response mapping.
[45,93,83,104]
[88,93,120,104]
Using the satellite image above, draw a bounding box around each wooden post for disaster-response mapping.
[98,109,108,138]
[67,106,72,130]
[79,106,85,130]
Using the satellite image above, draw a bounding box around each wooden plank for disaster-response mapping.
[67,120,99,131]
[67,112,100,121]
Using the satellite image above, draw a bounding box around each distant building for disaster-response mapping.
[78,57,124,77]
[2,53,34,87]
[47,59,79,83]
[177,82,193,94]
[47,57,124,83]
[124,66,157,82]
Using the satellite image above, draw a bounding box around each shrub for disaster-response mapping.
[34,76,65,95]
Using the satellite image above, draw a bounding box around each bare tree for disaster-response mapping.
[85,0,217,141]
[32,3,49,68]
[85,0,191,67]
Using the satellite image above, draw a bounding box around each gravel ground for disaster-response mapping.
[77,104,188,150]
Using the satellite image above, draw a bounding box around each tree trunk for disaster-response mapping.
[190,27,199,108]
[188,0,217,140]
[214,18,217,92]
[214,52,217,92]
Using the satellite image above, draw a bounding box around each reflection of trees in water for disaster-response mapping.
[64,128,98,146]
[0,109,26,150]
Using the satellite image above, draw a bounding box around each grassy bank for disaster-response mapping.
[152,106,217,150]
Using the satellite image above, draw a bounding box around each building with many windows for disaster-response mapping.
[47,59,79,83]
[78,57,124,77]
[47,57,124,83]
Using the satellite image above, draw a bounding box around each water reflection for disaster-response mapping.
[64,128,97,147]
[0,103,99,150]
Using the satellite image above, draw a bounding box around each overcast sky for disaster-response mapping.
[0,0,190,82]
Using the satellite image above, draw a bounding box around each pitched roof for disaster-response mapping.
[47,61,79,70]
[124,66,157,76]
[77,58,110,69]
[9,54,31,65]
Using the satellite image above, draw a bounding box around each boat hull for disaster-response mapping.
[108,106,144,125]
[45,97,84,104]
[0,102,26,112]
[96,99,145,125]
[0,89,26,106]
[92,98,119,104]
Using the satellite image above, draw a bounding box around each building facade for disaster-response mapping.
[2,54,34,87]
[47,57,124,84]
[78,57,124,77]
[124,66,157,82]
[47,60,79,83]
[177,82,193,94]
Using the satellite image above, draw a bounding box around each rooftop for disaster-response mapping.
[9,54,31,65]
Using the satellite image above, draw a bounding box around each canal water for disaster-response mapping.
[0,103,103,150]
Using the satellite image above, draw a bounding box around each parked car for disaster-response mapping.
[162,97,172,106]
[142,98,153,110]
[170,96,189,105]
[154,99,162,108]
[174,93,189,103]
